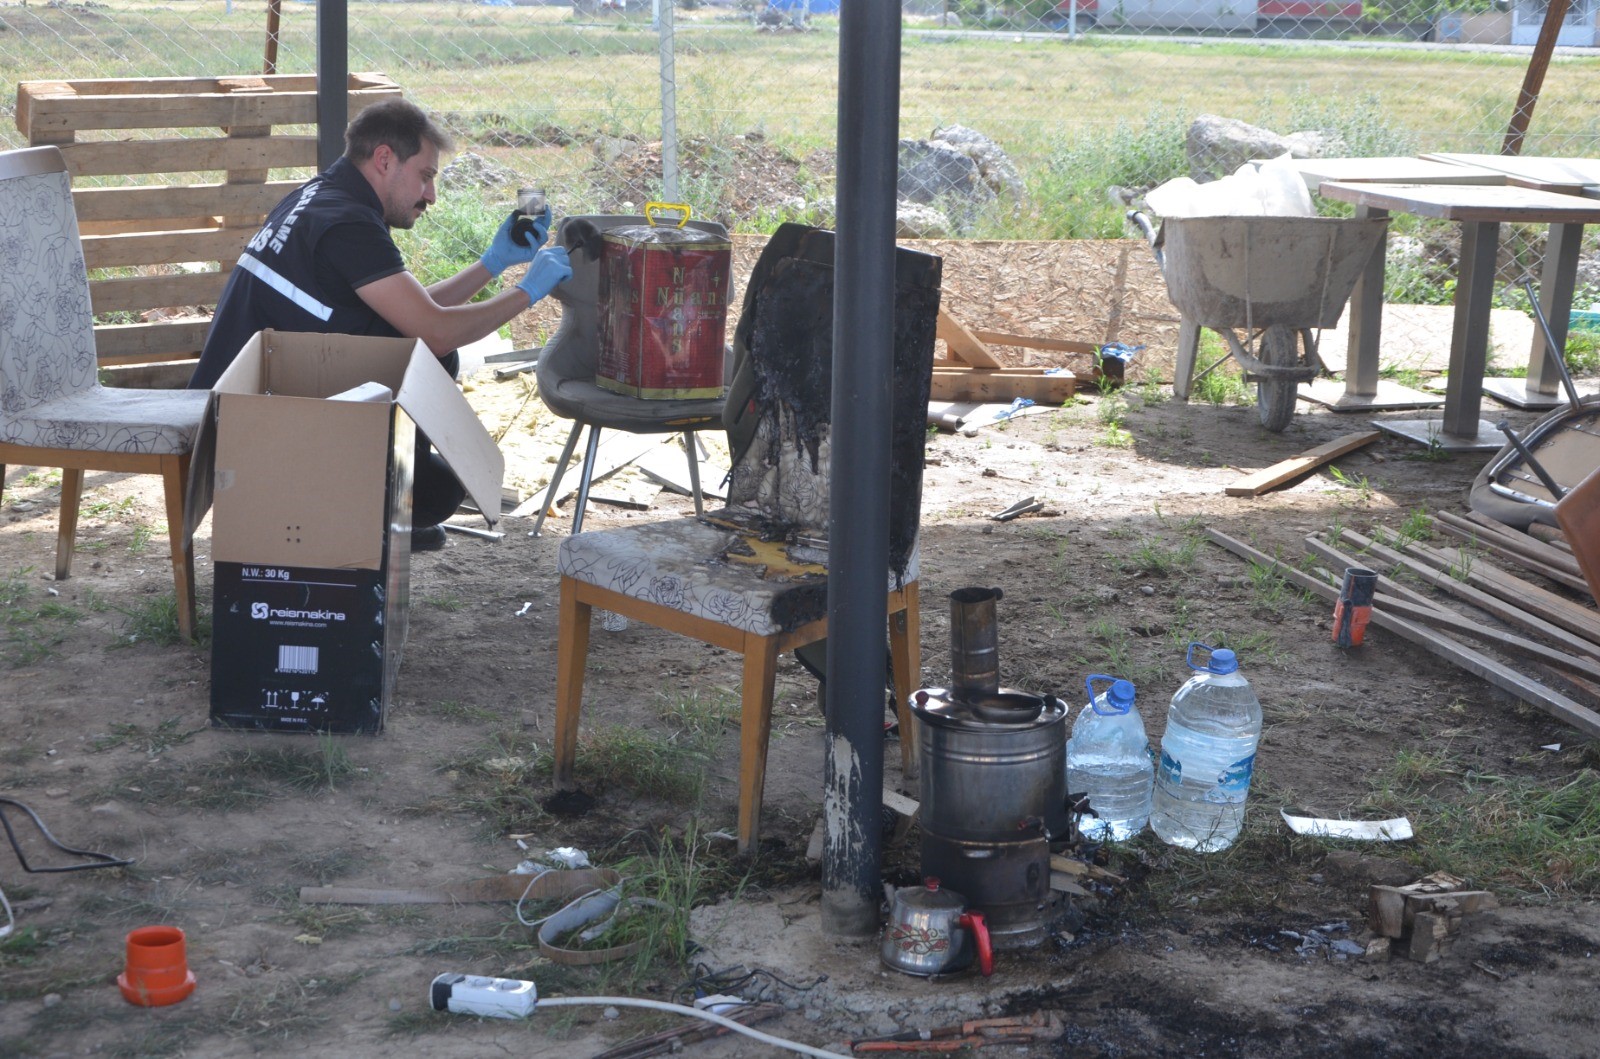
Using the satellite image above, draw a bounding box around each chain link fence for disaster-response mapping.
[2,1,1597,369]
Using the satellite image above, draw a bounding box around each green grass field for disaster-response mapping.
[3,5,1596,253]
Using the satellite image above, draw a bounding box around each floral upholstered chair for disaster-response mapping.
[550,224,942,853]
[0,146,209,640]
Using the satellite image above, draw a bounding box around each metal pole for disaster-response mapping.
[658,0,679,202]
[316,0,349,171]
[822,0,900,937]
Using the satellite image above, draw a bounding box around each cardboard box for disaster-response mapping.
[186,330,504,733]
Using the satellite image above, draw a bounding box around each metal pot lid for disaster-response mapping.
[911,688,1067,729]
[898,877,967,913]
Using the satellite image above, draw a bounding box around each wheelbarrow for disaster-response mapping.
[1133,212,1389,431]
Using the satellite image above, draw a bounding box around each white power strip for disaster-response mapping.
[429,973,538,1019]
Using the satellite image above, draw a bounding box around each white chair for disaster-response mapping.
[0,146,209,640]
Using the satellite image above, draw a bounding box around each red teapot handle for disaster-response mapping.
[959,911,993,977]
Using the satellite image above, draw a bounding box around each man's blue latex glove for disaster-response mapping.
[479,206,551,276]
[517,246,572,304]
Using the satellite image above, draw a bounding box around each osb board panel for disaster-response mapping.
[725,235,1181,383]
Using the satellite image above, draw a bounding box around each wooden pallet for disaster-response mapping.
[15,73,403,367]
[930,308,1080,404]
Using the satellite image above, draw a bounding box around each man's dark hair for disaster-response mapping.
[344,98,453,164]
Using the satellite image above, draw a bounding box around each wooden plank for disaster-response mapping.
[22,73,317,101]
[971,329,1100,356]
[1527,522,1574,552]
[929,368,1076,404]
[28,93,320,136]
[634,442,729,500]
[587,474,661,511]
[18,74,400,138]
[1208,528,1600,739]
[81,217,227,237]
[1433,518,1590,594]
[60,136,319,178]
[72,181,295,224]
[89,271,228,314]
[1398,537,1600,643]
[1449,509,1586,580]
[1050,873,1092,897]
[1369,885,1408,938]
[935,308,1003,368]
[1343,530,1600,662]
[1406,910,1453,963]
[1225,431,1382,497]
[94,320,211,363]
[554,433,664,504]
[82,228,251,270]
[1303,535,1439,610]
[1371,592,1600,686]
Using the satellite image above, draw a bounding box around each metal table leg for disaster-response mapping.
[1482,220,1584,411]
[1302,204,1442,414]
[1376,220,1504,452]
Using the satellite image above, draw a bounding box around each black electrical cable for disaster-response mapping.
[0,797,135,873]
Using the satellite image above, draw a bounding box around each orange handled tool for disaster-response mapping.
[1332,567,1377,648]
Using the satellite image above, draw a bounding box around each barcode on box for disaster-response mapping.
[277,645,319,674]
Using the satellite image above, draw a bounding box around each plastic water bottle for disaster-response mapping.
[1065,675,1154,842]
[1150,644,1262,853]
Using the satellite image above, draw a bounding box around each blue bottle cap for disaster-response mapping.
[1209,648,1238,674]
[1108,679,1136,711]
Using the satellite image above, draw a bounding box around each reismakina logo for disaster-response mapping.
[251,601,346,622]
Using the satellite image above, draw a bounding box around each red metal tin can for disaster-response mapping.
[596,203,732,400]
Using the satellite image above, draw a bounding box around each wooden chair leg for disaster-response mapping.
[737,634,781,855]
[889,581,921,780]
[55,466,84,582]
[553,576,594,790]
[160,454,196,642]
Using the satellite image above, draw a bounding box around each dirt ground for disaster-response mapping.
[3,239,1600,1058]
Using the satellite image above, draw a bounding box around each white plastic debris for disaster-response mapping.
[1280,810,1413,841]
[545,847,592,869]
[1146,155,1315,219]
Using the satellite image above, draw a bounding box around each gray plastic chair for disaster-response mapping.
[530,214,731,536]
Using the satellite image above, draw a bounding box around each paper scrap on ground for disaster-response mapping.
[1281,810,1414,841]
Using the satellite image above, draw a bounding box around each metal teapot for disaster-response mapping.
[880,878,994,978]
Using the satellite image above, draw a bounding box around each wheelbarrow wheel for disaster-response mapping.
[1256,325,1300,433]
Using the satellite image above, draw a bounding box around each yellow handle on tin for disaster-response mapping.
[644,202,692,228]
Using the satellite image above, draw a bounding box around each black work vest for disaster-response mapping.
[190,158,404,389]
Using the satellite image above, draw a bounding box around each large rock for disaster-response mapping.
[439,151,521,192]
[931,123,1025,201]
[898,139,993,206]
[1186,114,1347,183]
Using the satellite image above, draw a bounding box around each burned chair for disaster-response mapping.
[0,146,209,640]
[551,225,941,853]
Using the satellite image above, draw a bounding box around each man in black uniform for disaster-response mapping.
[190,97,571,551]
